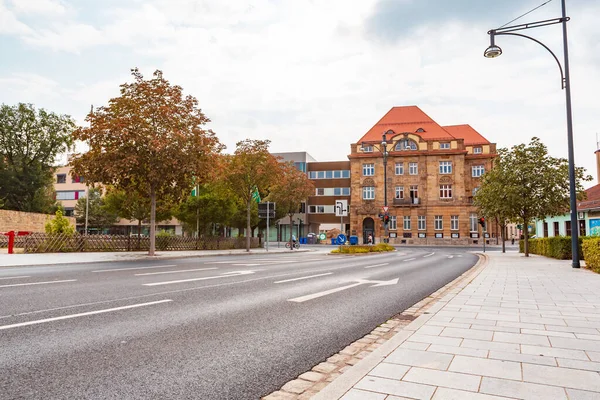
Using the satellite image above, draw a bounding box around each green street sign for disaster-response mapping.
[318,233,326,240]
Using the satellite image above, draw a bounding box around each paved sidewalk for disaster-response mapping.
[314,252,600,400]
[0,242,312,267]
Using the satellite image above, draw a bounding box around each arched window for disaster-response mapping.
[416,128,425,133]
[394,138,418,151]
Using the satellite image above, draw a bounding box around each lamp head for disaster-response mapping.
[484,45,502,58]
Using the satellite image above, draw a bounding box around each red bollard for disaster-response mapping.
[4,231,15,254]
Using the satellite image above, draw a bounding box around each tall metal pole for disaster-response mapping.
[382,133,389,243]
[561,0,579,268]
[266,202,270,252]
[85,104,93,236]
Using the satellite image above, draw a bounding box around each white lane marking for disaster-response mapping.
[404,258,416,262]
[231,264,261,266]
[135,267,217,276]
[0,300,172,331]
[274,273,332,284]
[423,253,435,258]
[364,263,389,269]
[0,279,76,289]
[288,278,399,303]
[92,265,177,273]
[0,276,30,280]
[448,255,454,259]
[143,270,256,286]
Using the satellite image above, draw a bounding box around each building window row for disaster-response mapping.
[308,205,335,214]
[393,162,419,175]
[386,215,461,231]
[56,190,86,200]
[308,170,351,179]
[56,174,85,184]
[315,187,351,196]
[440,143,450,149]
[395,185,419,199]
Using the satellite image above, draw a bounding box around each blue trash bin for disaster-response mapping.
[331,238,336,245]
[300,237,307,244]
[349,235,358,245]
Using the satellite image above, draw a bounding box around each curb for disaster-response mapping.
[262,252,489,400]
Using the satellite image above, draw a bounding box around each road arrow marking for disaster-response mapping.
[143,271,256,286]
[274,273,332,284]
[423,253,435,258]
[288,278,399,303]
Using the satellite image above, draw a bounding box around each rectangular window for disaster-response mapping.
[409,185,418,200]
[309,171,317,179]
[363,163,374,176]
[439,184,452,199]
[470,213,478,232]
[317,171,325,179]
[363,186,375,200]
[395,162,404,175]
[565,221,571,236]
[439,161,452,174]
[403,216,411,230]
[341,170,350,178]
[440,143,450,149]
[418,216,426,230]
[472,165,485,177]
[409,162,418,175]
[56,174,66,184]
[362,145,373,152]
[71,175,83,183]
[309,205,316,213]
[473,147,483,154]
[553,221,559,236]
[543,222,549,237]
[395,186,404,199]
[316,188,324,196]
[333,170,341,178]
[56,191,76,200]
[333,188,341,195]
[435,216,443,230]
[451,215,459,230]
[389,216,397,230]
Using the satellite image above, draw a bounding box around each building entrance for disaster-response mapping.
[363,217,375,244]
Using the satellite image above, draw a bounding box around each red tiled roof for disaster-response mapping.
[357,106,455,143]
[443,124,490,146]
[578,183,600,210]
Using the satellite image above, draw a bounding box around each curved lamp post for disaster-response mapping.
[484,0,580,268]
[362,131,391,243]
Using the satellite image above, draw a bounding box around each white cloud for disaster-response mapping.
[8,0,68,15]
[0,0,33,34]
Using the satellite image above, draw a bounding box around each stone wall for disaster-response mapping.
[0,210,76,233]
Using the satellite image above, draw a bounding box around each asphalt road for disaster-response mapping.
[0,247,479,399]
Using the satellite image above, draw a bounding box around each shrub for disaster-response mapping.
[45,209,75,235]
[520,236,586,260]
[156,230,174,251]
[582,238,600,273]
[331,244,394,254]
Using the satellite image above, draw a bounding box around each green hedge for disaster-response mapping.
[331,243,395,254]
[519,236,586,260]
[582,238,600,272]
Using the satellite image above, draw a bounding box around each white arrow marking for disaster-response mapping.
[143,270,256,286]
[135,267,217,276]
[288,278,399,303]
[274,272,332,284]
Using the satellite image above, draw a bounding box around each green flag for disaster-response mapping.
[252,186,261,203]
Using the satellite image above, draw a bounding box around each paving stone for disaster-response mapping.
[448,355,521,380]
[521,344,589,360]
[432,387,508,399]
[480,376,567,399]
[427,344,487,358]
[415,325,444,336]
[497,321,545,330]
[386,348,454,370]
[400,341,430,350]
[313,362,338,374]
[340,389,387,400]
[281,379,314,394]
[461,338,520,353]
[492,331,551,346]
[565,388,600,400]
[520,328,576,338]
[550,337,600,352]
[427,321,472,329]
[488,350,556,366]
[557,358,600,372]
[476,313,519,322]
[575,333,600,341]
[452,317,497,326]
[368,362,410,380]
[441,327,493,341]
[354,376,436,400]
[467,324,520,333]
[262,391,298,400]
[408,333,462,347]
[298,371,325,382]
[403,366,481,391]
[522,363,600,392]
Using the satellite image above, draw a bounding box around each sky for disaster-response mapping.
[1,0,599,187]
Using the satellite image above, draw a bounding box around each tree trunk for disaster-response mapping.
[149,186,156,256]
[289,213,294,250]
[523,219,529,257]
[501,224,506,253]
[137,219,142,250]
[246,200,251,252]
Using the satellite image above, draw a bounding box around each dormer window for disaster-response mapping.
[361,145,373,152]
[440,143,450,149]
[416,128,425,133]
[473,147,483,154]
[395,139,418,151]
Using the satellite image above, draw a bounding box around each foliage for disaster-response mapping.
[475,137,591,257]
[331,243,395,254]
[173,182,236,236]
[74,187,119,231]
[268,161,314,244]
[103,187,172,235]
[582,238,600,273]
[520,236,585,260]
[70,69,222,255]
[45,208,75,235]
[155,229,174,251]
[0,103,74,212]
[223,140,281,251]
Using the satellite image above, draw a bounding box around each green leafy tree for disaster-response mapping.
[45,208,75,235]
[268,162,314,247]
[474,137,591,256]
[74,188,119,233]
[71,69,222,255]
[223,140,281,251]
[0,103,74,212]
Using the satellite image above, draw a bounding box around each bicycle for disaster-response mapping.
[285,241,300,249]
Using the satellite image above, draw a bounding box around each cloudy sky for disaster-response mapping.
[1,0,599,187]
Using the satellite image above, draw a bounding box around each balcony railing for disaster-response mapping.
[393,197,420,206]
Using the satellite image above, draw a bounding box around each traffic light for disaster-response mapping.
[478,217,485,227]
[383,215,390,224]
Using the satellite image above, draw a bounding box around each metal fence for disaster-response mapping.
[0,233,259,253]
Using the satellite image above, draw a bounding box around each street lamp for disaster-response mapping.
[484,0,580,268]
[362,130,391,243]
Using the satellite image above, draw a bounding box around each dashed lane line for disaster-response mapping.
[0,276,30,280]
[0,279,76,289]
[364,263,389,269]
[92,265,177,273]
[135,267,217,276]
[274,273,333,284]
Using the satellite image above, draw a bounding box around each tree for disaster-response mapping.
[71,69,223,255]
[0,103,74,212]
[74,188,119,233]
[103,187,173,237]
[268,162,314,248]
[223,140,281,251]
[474,137,591,256]
[45,208,75,235]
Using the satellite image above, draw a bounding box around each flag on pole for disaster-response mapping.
[191,176,198,197]
[252,186,261,203]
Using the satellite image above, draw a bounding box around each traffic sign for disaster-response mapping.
[318,233,326,240]
[382,206,389,213]
[335,200,348,217]
[337,234,346,245]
